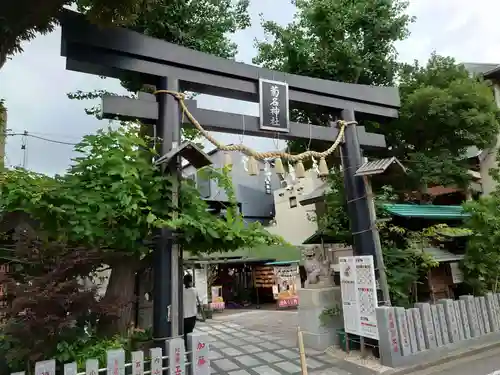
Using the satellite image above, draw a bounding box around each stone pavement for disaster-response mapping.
[195,310,351,375]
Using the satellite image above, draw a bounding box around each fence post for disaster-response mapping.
[106,349,125,375]
[85,359,99,375]
[375,306,402,367]
[187,332,210,375]
[63,362,77,375]
[150,347,163,375]
[130,351,144,375]
[35,359,56,375]
[166,337,186,375]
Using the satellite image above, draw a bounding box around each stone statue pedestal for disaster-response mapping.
[298,287,343,350]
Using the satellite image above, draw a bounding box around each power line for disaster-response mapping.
[6,131,77,146]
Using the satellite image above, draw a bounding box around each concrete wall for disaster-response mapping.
[376,294,500,368]
[265,170,322,246]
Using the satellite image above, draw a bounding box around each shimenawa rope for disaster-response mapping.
[153,90,353,162]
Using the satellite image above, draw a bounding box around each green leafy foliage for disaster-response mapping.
[0,125,281,254]
[254,0,412,85]
[379,223,439,307]
[1,0,250,74]
[462,185,500,294]
[314,169,438,306]
[0,230,122,372]
[129,0,250,60]
[0,124,282,337]
[254,0,413,155]
[319,305,342,326]
[379,54,500,192]
[254,1,499,193]
[0,0,152,69]
[54,335,126,371]
[314,170,351,245]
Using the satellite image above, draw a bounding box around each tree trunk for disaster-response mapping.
[0,54,5,71]
[98,256,138,336]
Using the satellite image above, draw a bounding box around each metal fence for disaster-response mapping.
[10,332,210,375]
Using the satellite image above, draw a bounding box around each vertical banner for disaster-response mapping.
[194,268,208,304]
[274,265,299,308]
[210,285,225,310]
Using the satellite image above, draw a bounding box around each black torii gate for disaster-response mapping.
[59,10,400,345]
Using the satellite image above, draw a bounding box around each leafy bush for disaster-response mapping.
[55,334,126,370]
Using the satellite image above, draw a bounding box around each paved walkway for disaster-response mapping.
[196,310,350,375]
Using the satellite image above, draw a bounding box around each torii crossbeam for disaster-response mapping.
[59,9,400,344]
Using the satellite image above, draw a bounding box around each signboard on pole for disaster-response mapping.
[273,264,300,309]
[339,255,379,339]
[259,78,290,132]
[210,286,225,310]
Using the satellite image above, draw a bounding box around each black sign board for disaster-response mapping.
[259,78,290,132]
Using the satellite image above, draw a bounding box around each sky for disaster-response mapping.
[1,0,500,175]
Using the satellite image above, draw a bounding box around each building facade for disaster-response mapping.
[182,149,282,222]
[463,63,500,195]
[265,169,324,246]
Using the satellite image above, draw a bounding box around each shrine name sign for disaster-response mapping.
[259,78,290,132]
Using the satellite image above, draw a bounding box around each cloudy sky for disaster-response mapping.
[1,0,500,175]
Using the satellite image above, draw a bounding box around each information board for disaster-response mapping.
[339,255,379,340]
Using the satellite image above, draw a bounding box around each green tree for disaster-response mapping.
[462,162,500,294]
[314,168,438,306]
[1,0,250,69]
[253,1,499,194]
[66,0,251,141]
[1,0,143,69]
[315,169,350,244]
[379,54,500,196]
[462,195,500,294]
[254,0,412,85]
[253,0,413,158]
[0,125,282,335]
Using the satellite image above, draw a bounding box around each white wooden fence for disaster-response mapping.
[10,332,210,375]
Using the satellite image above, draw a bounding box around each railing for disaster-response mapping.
[10,332,209,375]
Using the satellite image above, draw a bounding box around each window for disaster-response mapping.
[289,196,297,208]
[265,179,272,194]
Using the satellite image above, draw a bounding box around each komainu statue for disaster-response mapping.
[302,245,333,288]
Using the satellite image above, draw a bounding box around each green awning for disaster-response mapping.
[423,247,465,262]
[303,230,343,245]
[265,260,300,265]
[382,204,470,220]
[184,244,302,264]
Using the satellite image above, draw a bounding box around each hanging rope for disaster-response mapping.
[153,90,353,162]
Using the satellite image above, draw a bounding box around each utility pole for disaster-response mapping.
[0,101,6,169]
